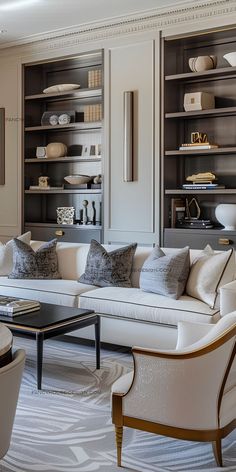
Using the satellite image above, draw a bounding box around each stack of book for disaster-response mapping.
[88,69,102,88]
[0,296,40,317]
[83,104,102,122]
[183,172,225,190]
[179,142,218,151]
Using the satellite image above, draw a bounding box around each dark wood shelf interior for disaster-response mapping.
[165,189,236,195]
[165,65,236,82]
[25,156,101,163]
[25,122,102,132]
[165,107,236,119]
[165,147,236,156]
[25,222,102,229]
[25,189,101,194]
[25,87,102,101]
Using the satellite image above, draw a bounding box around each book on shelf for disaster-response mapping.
[0,296,40,316]
[182,184,225,190]
[170,198,186,228]
[29,186,64,190]
[179,143,218,151]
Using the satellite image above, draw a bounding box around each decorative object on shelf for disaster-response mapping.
[58,114,71,125]
[223,53,236,67]
[64,175,91,185]
[170,198,186,228]
[46,142,67,158]
[88,70,102,88]
[93,174,102,184]
[183,92,215,111]
[49,114,58,126]
[36,146,47,158]
[82,200,88,225]
[81,145,91,157]
[179,132,218,151]
[186,171,216,184]
[91,201,96,225]
[89,144,102,157]
[186,197,201,219]
[83,104,102,122]
[176,219,213,229]
[188,55,217,72]
[41,110,75,126]
[215,203,236,230]
[43,84,80,94]
[38,176,50,188]
[183,172,225,190]
[56,207,75,225]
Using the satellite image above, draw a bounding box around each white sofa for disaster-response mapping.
[0,241,234,349]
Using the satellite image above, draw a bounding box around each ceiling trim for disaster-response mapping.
[0,0,235,56]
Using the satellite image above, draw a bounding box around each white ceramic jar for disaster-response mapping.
[215,204,236,230]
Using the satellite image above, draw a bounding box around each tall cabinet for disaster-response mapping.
[23,50,103,243]
[162,28,236,250]
[104,37,160,246]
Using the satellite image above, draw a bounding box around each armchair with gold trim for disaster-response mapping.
[111,312,236,468]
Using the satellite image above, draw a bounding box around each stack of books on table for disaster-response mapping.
[0,296,40,316]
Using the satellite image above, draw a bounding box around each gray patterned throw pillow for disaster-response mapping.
[140,246,190,299]
[79,239,137,287]
[8,239,61,279]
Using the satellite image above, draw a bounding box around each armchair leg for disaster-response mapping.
[115,425,123,467]
[212,439,223,467]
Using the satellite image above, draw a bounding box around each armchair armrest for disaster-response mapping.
[220,280,236,316]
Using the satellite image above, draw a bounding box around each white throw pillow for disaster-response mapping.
[186,245,234,309]
[43,84,80,94]
[0,232,31,276]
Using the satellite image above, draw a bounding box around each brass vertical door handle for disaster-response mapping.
[218,238,230,245]
[123,91,133,182]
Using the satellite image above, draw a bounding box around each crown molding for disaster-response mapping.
[0,0,235,58]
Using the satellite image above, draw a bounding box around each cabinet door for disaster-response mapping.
[104,38,160,245]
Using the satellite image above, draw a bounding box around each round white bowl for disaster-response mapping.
[64,175,91,185]
[215,203,236,230]
[223,52,236,67]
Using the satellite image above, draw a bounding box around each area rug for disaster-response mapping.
[2,337,236,472]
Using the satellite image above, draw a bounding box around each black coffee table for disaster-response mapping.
[0,303,100,389]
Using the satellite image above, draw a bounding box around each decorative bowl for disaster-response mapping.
[64,175,91,185]
[223,52,236,67]
[189,55,217,72]
[215,203,236,230]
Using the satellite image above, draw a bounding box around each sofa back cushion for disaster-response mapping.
[30,241,236,288]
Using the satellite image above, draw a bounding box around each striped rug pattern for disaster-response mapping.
[2,337,236,472]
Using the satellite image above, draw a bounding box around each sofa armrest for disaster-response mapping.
[176,321,214,349]
[220,280,236,316]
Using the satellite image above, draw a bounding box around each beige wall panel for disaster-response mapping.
[0,60,21,240]
[108,40,155,236]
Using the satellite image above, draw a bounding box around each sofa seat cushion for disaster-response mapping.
[79,287,220,326]
[0,277,96,307]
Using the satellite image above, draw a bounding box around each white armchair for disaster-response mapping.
[0,349,25,460]
[111,312,236,468]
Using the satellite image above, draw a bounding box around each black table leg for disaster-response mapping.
[36,332,44,390]
[95,315,100,370]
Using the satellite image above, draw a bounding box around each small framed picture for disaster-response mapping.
[81,145,91,157]
[95,144,101,156]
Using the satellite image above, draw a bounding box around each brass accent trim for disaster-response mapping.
[55,230,64,236]
[218,238,230,245]
[4,313,96,333]
[132,324,236,359]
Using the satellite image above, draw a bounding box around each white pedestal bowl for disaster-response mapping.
[215,204,236,230]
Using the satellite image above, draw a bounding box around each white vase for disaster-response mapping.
[215,204,236,230]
